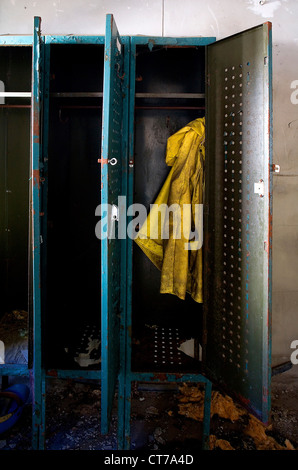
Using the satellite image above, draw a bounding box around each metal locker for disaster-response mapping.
[0,25,36,442]
[119,33,215,452]
[36,15,130,446]
[105,19,273,449]
[0,15,130,449]
[0,13,273,452]
[0,17,47,449]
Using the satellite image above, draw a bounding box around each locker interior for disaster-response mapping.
[131,45,206,373]
[0,45,32,365]
[44,43,104,370]
[123,23,272,444]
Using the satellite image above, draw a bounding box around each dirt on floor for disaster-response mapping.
[0,365,298,452]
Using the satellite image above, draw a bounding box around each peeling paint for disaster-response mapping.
[32,169,40,189]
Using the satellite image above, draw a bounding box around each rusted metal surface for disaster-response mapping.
[31,16,43,451]
[203,22,272,424]
[32,169,40,189]
[101,13,124,435]
[33,106,40,143]
[0,104,31,108]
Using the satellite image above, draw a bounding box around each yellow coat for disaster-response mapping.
[134,117,205,303]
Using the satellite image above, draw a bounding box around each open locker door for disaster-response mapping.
[203,23,272,423]
[31,16,45,448]
[101,14,124,434]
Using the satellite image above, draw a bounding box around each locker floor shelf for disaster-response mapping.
[44,322,101,372]
[131,325,201,374]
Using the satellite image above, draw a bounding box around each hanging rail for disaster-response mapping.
[0,92,205,99]
[135,92,205,99]
[0,105,31,108]
[57,105,205,113]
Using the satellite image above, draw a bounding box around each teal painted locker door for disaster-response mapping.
[101,14,125,434]
[203,23,272,423]
[31,16,45,449]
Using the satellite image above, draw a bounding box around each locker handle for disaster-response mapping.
[97,157,118,166]
[272,164,280,173]
[254,180,265,198]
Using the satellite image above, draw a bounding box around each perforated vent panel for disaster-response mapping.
[204,24,272,423]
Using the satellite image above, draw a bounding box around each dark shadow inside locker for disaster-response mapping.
[0,46,32,366]
[131,45,206,373]
[45,44,104,370]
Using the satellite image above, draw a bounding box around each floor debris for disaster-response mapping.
[209,436,235,450]
[0,366,297,451]
[178,384,246,422]
[177,383,296,450]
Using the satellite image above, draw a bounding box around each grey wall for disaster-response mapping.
[0,0,297,360]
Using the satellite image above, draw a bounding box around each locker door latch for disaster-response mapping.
[254,180,265,198]
[108,205,119,240]
[111,204,119,222]
[97,157,118,166]
[272,164,280,173]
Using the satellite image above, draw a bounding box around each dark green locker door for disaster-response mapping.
[101,13,126,434]
[31,16,45,449]
[203,23,272,423]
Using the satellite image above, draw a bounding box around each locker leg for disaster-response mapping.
[202,379,212,450]
[31,372,46,449]
[117,376,126,450]
[39,376,46,450]
[124,378,132,450]
[31,371,39,450]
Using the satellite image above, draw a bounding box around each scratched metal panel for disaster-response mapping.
[31,16,44,449]
[101,14,124,433]
[203,23,272,423]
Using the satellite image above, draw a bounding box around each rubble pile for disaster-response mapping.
[177,384,296,451]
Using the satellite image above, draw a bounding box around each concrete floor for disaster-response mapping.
[270,363,298,447]
[0,363,298,451]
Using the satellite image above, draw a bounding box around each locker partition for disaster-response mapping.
[119,21,273,449]
[39,15,130,444]
[121,33,216,450]
[0,23,36,445]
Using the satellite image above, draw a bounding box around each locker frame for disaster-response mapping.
[41,36,105,385]
[40,30,131,447]
[118,34,216,451]
[0,18,131,450]
[0,33,33,378]
[41,32,106,450]
[119,23,273,449]
[0,29,37,441]
[0,19,45,449]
